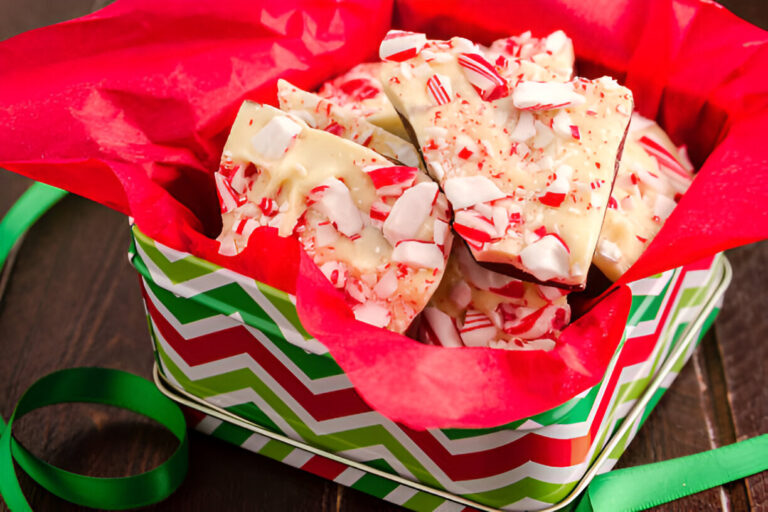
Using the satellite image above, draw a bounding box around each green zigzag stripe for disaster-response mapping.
[133,226,312,339]
[612,261,722,407]
[255,281,312,340]
[154,336,444,490]
[136,225,724,508]
[140,262,685,438]
[141,272,344,380]
[143,255,670,433]
[133,227,221,283]
[133,226,689,434]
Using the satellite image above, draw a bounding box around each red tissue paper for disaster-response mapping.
[1,0,766,429]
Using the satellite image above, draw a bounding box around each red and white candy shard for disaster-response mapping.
[483,30,575,82]
[215,102,452,333]
[380,33,633,289]
[316,62,408,139]
[380,30,428,62]
[307,178,363,237]
[383,181,439,244]
[427,74,453,105]
[512,81,585,111]
[249,115,302,160]
[277,79,419,167]
[457,52,509,101]
[594,113,696,281]
[415,244,570,350]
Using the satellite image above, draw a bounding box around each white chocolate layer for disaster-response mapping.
[317,62,408,139]
[415,244,570,350]
[594,114,695,281]
[381,33,633,288]
[277,79,420,168]
[216,102,452,333]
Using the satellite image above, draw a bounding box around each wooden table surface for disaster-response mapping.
[1,2,766,511]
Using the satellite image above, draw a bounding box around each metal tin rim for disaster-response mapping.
[152,256,732,512]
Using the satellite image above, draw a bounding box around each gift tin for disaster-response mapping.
[130,225,731,511]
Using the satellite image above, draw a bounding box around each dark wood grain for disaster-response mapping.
[1,1,767,511]
[713,243,768,511]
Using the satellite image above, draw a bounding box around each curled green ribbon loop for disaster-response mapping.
[0,368,189,511]
[1,183,189,511]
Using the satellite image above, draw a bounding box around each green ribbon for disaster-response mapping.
[575,434,768,511]
[0,183,188,511]
[0,182,67,271]
[0,368,189,511]
[0,182,765,511]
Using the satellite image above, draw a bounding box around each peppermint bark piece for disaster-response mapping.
[483,30,575,82]
[216,102,453,333]
[380,32,633,289]
[276,79,420,168]
[317,62,408,139]
[594,114,695,281]
[415,244,570,350]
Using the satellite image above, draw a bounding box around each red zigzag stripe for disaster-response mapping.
[141,263,692,478]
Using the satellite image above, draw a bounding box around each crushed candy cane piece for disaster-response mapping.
[421,307,463,348]
[250,115,302,160]
[383,181,439,244]
[512,81,585,111]
[309,177,364,238]
[353,302,391,328]
[427,73,453,105]
[380,30,427,62]
[392,241,445,269]
[519,235,570,281]
[458,52,509,101]
[316,62,408,139]
[444,176,506,210]
[364,165,418,196]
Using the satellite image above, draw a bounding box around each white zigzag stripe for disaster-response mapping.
[624,269,681,339]
[384,485,419,506]
[143,278,244,335]
[137,242,324,356]
[145,241,685,446]
[335,467,365,486]
[144,280,351,393]
[217,266,329,355]
[434,501,466,512]
[241,432,270,453]
[680,269,711,290]
[196,416,223,435]
[207,387,303,440]
[282,448,315,468]
[148,244,712,492]
[506,497,556,511]
[336,446,417,480]
[136,241,242,298]
[188,300,708,508]
[154,239,192,263]
[157,325,611,492]
[627,269,675,296]
[154,259,692,456]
